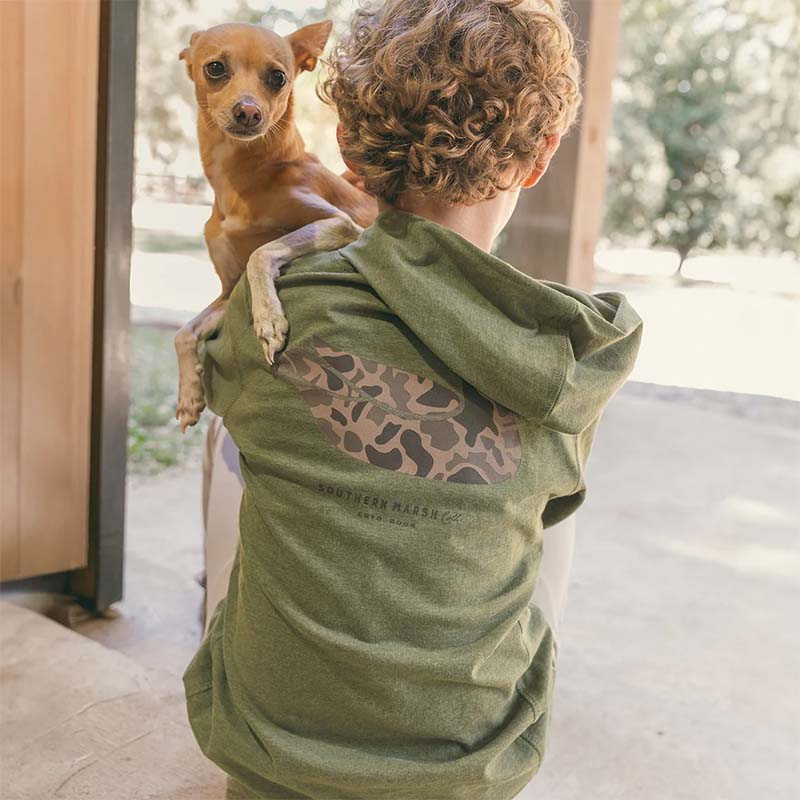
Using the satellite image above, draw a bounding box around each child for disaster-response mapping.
[182,2,643,798]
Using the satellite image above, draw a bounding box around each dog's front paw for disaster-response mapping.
[253,306,290,365]
[176,378,206,432]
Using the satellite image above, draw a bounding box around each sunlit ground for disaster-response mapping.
[598,281,799,401]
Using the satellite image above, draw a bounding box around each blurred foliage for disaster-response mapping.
[604,0,800,264]
[136,0,199,169]
[129,325,209,474]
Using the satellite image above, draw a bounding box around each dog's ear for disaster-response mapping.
[179,31,203,79]
[287,20,333,73]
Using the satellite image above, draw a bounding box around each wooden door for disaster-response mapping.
[0,0,101,580]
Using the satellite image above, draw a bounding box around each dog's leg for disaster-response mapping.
[175,295,228,431]
[247,214,362,364]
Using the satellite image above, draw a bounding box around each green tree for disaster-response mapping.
[135,0,199,169]
[604,0,800,264]
[729,0,800,254]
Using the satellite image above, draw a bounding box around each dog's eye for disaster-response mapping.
[268,70,287,90]
[204,61,227,80]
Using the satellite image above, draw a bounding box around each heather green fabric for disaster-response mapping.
[182,209,643,799]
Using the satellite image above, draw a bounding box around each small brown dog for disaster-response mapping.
[175,21,377,430]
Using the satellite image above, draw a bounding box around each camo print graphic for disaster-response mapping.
[313,339,462,417]
[274,338,522,485]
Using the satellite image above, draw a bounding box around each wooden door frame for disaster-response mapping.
[68,0,138,612]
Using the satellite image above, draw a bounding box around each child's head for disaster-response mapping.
[320,0,582,207]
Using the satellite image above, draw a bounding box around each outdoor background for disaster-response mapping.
[130,0,799,473]
[109,2,800,796]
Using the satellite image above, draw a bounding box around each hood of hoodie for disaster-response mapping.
[338,209,643,435]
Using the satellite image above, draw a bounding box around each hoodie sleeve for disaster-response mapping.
[540,414,601,528]
[540,286,643,435]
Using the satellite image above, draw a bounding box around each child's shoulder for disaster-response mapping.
[279,248,358,280]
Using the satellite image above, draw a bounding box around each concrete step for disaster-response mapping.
[0,601,225,800]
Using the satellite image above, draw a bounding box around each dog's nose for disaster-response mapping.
[233,100,262,128]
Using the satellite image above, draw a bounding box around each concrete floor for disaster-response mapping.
[526,386,800,799]
[74,467,207,678]
[6,382,798,799]
[0,602,226,800]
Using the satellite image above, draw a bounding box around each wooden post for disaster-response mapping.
[499,0,622,290]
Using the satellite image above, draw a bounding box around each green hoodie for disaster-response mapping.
[182,209,643,800]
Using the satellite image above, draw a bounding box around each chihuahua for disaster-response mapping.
[175,21,377,431]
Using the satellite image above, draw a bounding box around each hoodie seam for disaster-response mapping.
[200,282,246,421]
[217,278,249,423]
[570,430,583,498]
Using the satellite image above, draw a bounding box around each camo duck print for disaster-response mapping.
[274,337,522,484]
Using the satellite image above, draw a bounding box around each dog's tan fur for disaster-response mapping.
[175,21,377,430]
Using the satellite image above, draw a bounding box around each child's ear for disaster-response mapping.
[521,134,562,189]
[287,20,333,72]
[179,31,203,80]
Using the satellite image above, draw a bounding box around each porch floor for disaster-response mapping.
[2,382,798,799]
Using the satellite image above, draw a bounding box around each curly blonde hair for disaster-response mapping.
[319,0,582,205]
